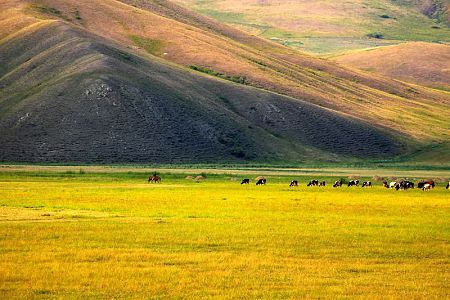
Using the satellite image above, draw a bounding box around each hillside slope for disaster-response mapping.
[0,19,403,163]
[0,0,449,163]
[334,42,450,90]
[15,0,450,144]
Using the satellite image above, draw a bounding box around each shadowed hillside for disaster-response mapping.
[0,20,403,163]
[0,0,449,163]
[14,0,450,144]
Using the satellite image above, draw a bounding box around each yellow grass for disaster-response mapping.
[334,42,450,89]
[0,168,449,298]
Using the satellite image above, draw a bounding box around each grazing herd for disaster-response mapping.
[149,174,449,191]
[246,178,447,191]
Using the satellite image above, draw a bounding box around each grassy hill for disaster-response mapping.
[172,0,450,55]
[0,0,449,164]
[334,42,450,90]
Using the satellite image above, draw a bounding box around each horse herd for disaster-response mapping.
[148,175,449,191]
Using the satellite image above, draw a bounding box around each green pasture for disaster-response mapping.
[181,0,450,55]
[0,168,449,298]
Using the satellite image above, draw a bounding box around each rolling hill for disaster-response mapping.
[334,42,450,90]
[0,0,449,164]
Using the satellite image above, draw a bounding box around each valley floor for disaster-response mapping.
[0,167,449,298]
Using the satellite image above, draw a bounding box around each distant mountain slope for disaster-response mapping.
[0,19,403,163]
[0,0,448,163]
[172,0,450,55]
[334,42,450,90]
[15,0,450,145]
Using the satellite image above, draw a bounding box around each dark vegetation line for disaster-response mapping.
[1,162,449,171]
[189,65,248,84]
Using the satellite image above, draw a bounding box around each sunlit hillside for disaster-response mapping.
[334,42,450,90]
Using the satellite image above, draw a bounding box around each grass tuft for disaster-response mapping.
[129,35,165,55]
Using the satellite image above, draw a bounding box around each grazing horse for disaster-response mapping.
[148,175,161,183]
[382,181,389,188]
[290,180,298,187]
[319,181,326,187]
[418,180,435,189]
[307,180,319,187]
[362,181,372,187]
[256,178,266,185]
[422,183,432,191]
[241,179,250,185]
[348,180,359,187]
[333,180,342,188]
[446,182,450,189]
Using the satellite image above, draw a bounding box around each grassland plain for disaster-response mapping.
[0,167,449,298]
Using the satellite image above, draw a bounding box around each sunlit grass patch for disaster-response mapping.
[129,35,165,55]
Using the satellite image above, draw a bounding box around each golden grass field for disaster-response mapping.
[0,166,449,298]
[334,42,450,90]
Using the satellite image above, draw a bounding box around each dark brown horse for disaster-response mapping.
[148,175,161,183]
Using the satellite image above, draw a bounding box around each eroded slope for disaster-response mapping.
[0,20,403,163]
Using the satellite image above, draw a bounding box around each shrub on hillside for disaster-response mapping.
[367,33,384,39]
